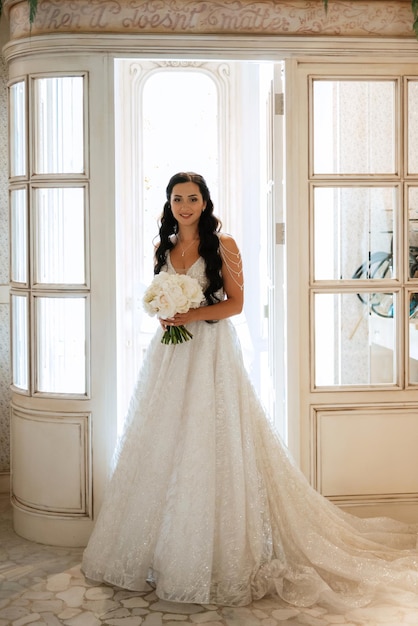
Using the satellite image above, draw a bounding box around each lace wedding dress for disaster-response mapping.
[82,254,418,609]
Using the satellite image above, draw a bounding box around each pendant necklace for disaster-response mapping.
[178,236,198,257]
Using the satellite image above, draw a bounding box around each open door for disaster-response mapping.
[264,62,287,440]
[114,59,287,436]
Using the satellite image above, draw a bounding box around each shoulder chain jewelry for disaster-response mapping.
[219,238,244,291]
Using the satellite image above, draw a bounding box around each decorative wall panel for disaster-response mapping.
[5,0,416,40]
[314,406,418,502]
[11,406,91,514]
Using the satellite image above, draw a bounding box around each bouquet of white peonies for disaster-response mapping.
[143,271,204,344]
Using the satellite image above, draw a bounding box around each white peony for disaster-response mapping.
[143,272,204,344]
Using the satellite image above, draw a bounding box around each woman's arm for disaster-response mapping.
[167,234,244,326]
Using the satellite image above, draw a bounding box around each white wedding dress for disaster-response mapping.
[82,254,418,609]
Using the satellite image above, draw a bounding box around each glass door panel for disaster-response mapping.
[9,81,26,178]
[314,291,396,387]
[409,291,418,384]
[314,186,396,281]
[408,186,418,279]
[10,188,28,284]
[141,70,219,281]
[11,293,29,391]
[33,76,84,174]
[33,187,86,285]
[35,296,87,395]
[313,80,396,175]
[9,72,89,398]
[407,80,418,174]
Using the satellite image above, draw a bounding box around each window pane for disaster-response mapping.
[10,188,28,284]
[35,296,86,394]
[409,292,418,384]
[11,294,29,391]
[313,80,396,175]
[314,187,396,281]
[407,80,418,174]
[408,187,418,279]
[33,76,84,174]
[314,292,396,387]
[9,81,26,177]
[33,187,85,285]
[142,70,218,280]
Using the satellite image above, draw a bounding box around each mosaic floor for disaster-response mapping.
[2,495,418,626]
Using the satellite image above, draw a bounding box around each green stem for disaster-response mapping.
[413,0,418,38]
[161,325,193,345]
[29,0,38,23]
[0,0,38,22]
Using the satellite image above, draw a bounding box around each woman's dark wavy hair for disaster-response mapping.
[154,172,223,305]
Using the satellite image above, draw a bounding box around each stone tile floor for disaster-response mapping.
[2,495,418,626]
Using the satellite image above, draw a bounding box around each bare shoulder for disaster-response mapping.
[219,232,240,254]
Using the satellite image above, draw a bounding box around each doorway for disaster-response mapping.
[114,59,286,438]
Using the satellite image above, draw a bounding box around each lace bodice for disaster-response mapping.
[165,252,224,302]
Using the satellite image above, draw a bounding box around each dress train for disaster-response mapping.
[82,256,418,609]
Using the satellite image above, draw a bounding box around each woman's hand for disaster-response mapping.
[160,309,198,328]
[159,318,169,331]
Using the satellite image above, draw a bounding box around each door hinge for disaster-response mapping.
[275,93,284,116]
[276,222,285,245]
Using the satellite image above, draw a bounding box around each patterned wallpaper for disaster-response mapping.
[0,305,10,474]
[0,48,7,285]
[0,40,10,473]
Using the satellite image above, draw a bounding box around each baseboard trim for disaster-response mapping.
[339,501,418,524]
[0,473,10,494]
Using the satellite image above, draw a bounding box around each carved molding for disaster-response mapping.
[4,0,416,40]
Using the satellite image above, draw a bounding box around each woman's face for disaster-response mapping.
[170,182,206,229]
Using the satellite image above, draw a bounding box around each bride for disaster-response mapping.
[82,171,418,610]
